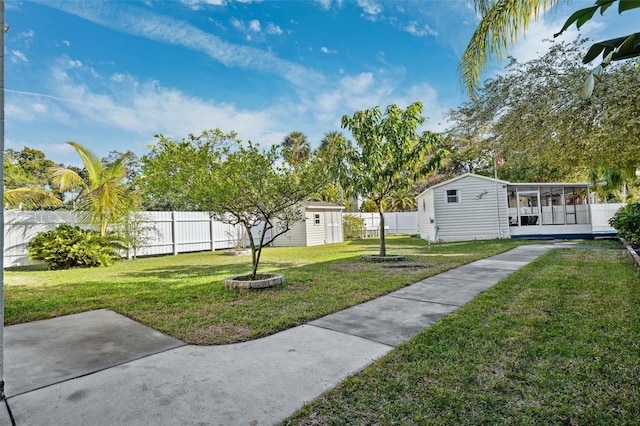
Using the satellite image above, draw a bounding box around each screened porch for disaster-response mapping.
[507,183,591,238]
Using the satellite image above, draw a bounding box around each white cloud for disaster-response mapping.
[45,1,324,88]
[18,29,35,40]
[7,57,279,155]
[230,17,243,30]
[62,40,71,47]
[248,19,261,32]
[11,50,28,62]
[404,21,437,37]
[320,46,337,54]
[266,23,283,35]
[232,18,282,36]
[315,0,331,10]
[506,14,587,64]
[179,0,226,10]
[356,0,381,16]
[314,0,343,10]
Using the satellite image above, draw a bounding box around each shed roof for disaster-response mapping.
[417,173,592,200]
[304,201,345,210]
[416,173,509,199]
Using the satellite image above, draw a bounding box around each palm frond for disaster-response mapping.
[67,141,104,188]
[49,165,87,192]
[4,187,63,210]
[460,0,560,97]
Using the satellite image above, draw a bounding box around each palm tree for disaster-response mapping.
[4,187,63,210]
[460,0,640,98]
[281,131,310,167]
[589,166,638,202]
[385,187,418,212]
[50,142,131,236]
[316,131,345,159]
[460,0,559,97]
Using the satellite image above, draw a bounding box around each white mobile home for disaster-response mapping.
[416,173,596,242]
[271,202,344,247]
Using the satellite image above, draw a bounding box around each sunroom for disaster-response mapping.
[507,183,591,238]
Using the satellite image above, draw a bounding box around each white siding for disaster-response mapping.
[271,220,307,247]
[433,176,509,242]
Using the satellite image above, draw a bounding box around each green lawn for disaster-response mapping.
[5,236,528,344]
[283,247,640,425]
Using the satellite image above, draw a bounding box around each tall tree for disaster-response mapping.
[142,131,325,279]
[4,147,58,190]
[139,129,237,211]
[450,38,640,181]
[460,0,640,97]
[338,102,445,256]
[50,142,132,236]
[3,147,63,209]
[281,131,310,168]
[314,131,348,208]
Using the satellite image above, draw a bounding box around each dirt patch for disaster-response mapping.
[334,261,442,275]
[190,322,252,345]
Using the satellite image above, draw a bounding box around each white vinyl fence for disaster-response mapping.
[2,206,620,268]
[590,203,624,234]
[346,212,419,236]
[3,211,243,268]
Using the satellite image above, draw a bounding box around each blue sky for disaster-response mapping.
[5,0,638,166]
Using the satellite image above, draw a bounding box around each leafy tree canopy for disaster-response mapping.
[4,147,58,189]
[447,38,640,182]
[141,129,326,279]
[3,147,64,210]
[461,0,640,97]
[139,129,238,211]
[338,102,445,256]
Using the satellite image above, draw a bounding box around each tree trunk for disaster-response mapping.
[245,224,259,280]
[377,204,386,257]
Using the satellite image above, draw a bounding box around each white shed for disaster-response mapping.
[416,173,510,242]
[271,201,344,247]
[417,173,598,242]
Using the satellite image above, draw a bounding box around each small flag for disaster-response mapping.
[494,141,504,167]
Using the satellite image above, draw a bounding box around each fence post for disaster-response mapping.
[171,211,178,256]
[210,214,215,252]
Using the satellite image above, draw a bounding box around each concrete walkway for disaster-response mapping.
[2,244,553,425]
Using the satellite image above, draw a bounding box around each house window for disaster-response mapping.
[446,189,460,203]
[314,213,321,225]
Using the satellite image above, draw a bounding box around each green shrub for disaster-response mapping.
[609,202,640,245]
[28,224,124,270]
[343,214,365,239]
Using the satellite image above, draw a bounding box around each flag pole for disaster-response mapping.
[494,140,502,239]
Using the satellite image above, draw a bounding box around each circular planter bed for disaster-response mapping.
[223,249,251,256]
[361,254,406,262]
[223,273,285,289]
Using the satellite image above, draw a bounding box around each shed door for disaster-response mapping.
[324,211,341,243]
